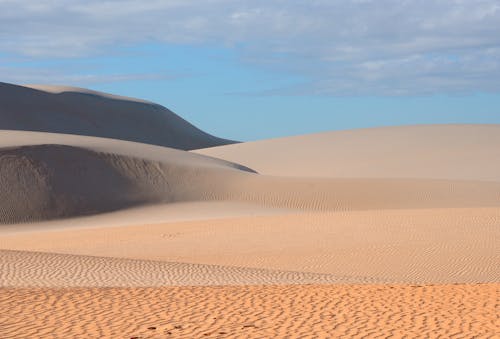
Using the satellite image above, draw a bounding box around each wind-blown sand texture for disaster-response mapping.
[0,84,499,338]
[1,284,497,338]
[0,82,235,150]
[2,208,499,284]
[0,250,380,287]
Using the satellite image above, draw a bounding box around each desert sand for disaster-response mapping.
[2,129,500,223]
[2,208,499,284]
[196,124,500,181]
[1,285,497,338]
[0,83,498,338]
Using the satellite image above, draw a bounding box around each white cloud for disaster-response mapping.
[1,0,499,95]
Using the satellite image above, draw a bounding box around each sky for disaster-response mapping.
[1,0,500,141]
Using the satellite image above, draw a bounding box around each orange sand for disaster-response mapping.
[1,284,498,338]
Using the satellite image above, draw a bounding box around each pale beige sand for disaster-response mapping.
[0,250,382,287]
[2,208,498,284]
[3,130,498,223]
[1,202,294,233]
[0,82,235,150]
[1,284,497,338]
[196,124,500,181]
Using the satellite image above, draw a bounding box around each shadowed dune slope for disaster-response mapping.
[0,142,253,224]
[0,82,235,150]
[196,124,500,181]
[1,131,500,223]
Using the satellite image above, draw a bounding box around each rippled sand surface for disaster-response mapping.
[1,284,497,338]
[1,84,499,338]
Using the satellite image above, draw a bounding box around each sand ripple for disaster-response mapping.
[0,284,497,338]
[0,250,383,287]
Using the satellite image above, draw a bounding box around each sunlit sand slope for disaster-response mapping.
[196,124,500,181]
[3,208,498,284]
[0,82,235,150]
[1,284,497,338]
[0,250,381,287]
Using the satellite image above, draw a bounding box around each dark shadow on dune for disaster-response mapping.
[0,145,161,223]
[0,82,238,150]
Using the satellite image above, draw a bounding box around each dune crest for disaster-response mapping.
[0,82,236,150]
[196,124,500,181]
[1,132,500,223]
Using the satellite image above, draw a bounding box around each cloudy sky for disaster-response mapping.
[1,0,499,140]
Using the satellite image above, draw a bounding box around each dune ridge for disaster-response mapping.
[1,134,500,223]
[196,124,500,181]
[0,82,235,150]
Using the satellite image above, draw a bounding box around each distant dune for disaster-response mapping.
[195,124,500,181]
[0,82,235,150]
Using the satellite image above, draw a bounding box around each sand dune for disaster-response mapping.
[0,142,251,223]
[1,84,499,339]
[1,284,497,338]
[2,130,499,223]
[3,208,498,284]
[196,124,500,181]
[0,82,235,150]
[0,130,255,223]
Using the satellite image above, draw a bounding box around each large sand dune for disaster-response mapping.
[0,131,252,223]
[2,130,499,223]
[0,82,235,150]
[1,84,499,338]
[196,124,500,181]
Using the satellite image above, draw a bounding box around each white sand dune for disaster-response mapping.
[195,124,500,181]
[2,130,499,224]
[0,82,235,150]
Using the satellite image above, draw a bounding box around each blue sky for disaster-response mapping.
[1,1,500,141]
